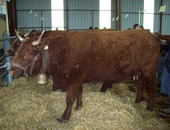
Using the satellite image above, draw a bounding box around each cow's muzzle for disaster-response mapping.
[10,53,40,78]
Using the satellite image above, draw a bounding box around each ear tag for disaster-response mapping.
[44,45,49,50]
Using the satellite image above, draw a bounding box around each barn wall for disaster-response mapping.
[16,0,99,31]
[16,0,51,31]
[120,0,144,30]
[154,0,161,33]
[161,0,170,35]
[64,0,99,30]
[15,0,170,33]
[111,0,116,30]
[153,0,170,35]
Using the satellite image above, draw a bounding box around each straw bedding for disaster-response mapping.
[0,77,170,130]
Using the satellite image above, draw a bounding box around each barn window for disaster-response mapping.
[51,0,64,30]
[143,0,154,32]
[99,0,111,29]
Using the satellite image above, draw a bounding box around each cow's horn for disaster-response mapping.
[15,29,24,41]
[24,29,34,37]
[32,30,45,46]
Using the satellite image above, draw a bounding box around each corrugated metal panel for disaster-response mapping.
[111,11,116,29]
[17,11,41,28]
[64,10,67,30]
[163,0,170,13]
[153,14,161,33]
[42,11,52,30]
[68,11,93,30]
[111,0,116,10]
[161,0,170,34]
[16,0,51,10]
[111,0,116,30]
[93,11,99,29]
[120,0,144,30]
[121,0,144,12]
[67,0,99,30]
[154,0,170,34]
[121,13,143,30]
[153,0,161,33]
[68,0,99,10]
[15,0,170,33]
[162,15,170,34]
[16,0,51,31]
[154,0,161,13]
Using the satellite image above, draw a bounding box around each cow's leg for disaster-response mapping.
[59,85,67,92]
[51,77,60,91]
[52,84,65,91]
[75,85,83,109]
[52,84,59,91]
[135,74,155,111]
[135,75,145,103]
[52,85,67,92]
[52,77,67,92]
[57,83,82,123]
[145,78,155,111]
[100,81,113,92]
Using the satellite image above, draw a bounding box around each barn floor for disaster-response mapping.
[153,86,170,124]
[0,77,170,129]
[128,81,170,124]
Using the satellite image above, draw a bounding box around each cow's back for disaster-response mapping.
[46,30,160,83]
[62,30,159,82]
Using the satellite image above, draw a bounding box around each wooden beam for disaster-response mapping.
[116,0,120,30]
[7,0,17,36]
[159,0,163,34]
[66,0,69,30]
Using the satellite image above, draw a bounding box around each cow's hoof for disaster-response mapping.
[146,106,153,111]
[61,89,67,92]
[135,97,145,103]
[57,118,69,123]
[99,89,107,92]
[135,100,140,103]
[52,88,58,91]
[52,88,66,92]
[75,106,82,110]
[141,98,145,102]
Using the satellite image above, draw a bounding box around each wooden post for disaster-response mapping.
[66,0,69,30]
[116,0,120,30]
[7,0,17,36]
[159,0,163,34]
[5,0,9,34]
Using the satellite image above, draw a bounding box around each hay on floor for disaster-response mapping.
[0,77,169,130]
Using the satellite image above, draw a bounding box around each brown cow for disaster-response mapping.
[9,29,160,123]
[8,29,113,92]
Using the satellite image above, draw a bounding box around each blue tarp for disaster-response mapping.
[161,67,170,95]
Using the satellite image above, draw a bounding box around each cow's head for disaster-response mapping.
[6,29,39,58]
[9,30,46,78]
